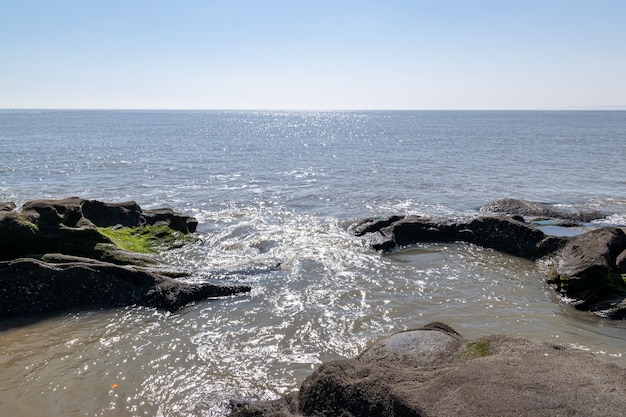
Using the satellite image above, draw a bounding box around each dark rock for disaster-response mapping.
[546,227,626,317]
[80,199,145,228]
[554,218,582,227]
[352,213,626,318]
[20,196,86,228]
[0,197,199,264]
[463,216,548,258]
[143,207,198,233]
[229,323,626,417]
[349,215,405,236]
[617,250,626,273]
[481,198,607,222]
[0,258,251,318]
[354,214,566,259]
[383,215,458,248]
[0,211,44,259]
[0,197,252,319]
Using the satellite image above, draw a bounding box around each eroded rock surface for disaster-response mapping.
[351,214,566,259]
[0,258,251,318]
[544,227,626,318]
[229,323,626,417]
[0,197,250,319]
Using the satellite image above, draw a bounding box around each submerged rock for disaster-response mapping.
[229,323,626,417]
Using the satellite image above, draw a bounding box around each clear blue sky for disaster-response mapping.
[1,0,625,110]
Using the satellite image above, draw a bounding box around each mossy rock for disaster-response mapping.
[98,224,196,254]
[455,338,491,362]
[0,212,42,260]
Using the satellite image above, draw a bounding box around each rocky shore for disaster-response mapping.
[350,198,626,319]
[0,197,250,319]
[229,199,626,416]
[229,322,626,417]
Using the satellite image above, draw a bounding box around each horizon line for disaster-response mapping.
[2,106,626,112]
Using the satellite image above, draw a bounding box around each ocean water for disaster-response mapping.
[1,110,626,416]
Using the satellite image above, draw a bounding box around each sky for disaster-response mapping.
[1,0,625,110]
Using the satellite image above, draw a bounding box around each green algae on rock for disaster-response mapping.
[0,197,251,319]
[98,224,197,254]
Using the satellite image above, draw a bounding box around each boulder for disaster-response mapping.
[480,198,606,222]
[351,214,626,318]
[0,197,251,319]
[0,258,251,318]
[352,214,567,259]
[545,227,626,317]
[0,197,198,264]
[229,323,626,417]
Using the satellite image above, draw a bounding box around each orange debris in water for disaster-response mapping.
[111,384,119,389]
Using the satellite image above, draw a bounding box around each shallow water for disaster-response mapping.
[1,110,626,416]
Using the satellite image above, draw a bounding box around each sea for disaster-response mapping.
[1,109,625,416]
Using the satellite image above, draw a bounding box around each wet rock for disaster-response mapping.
[545,227,626,318]
[0,197,198,264]
[480,198,607,222]
[355,214,567,259]
[0,258,251,318]
[462,216,550,259]
[617,249,626,273]
[554,218,582,227]
[0,197,250,319]
[351,213,626,318]
[229,323,626,417]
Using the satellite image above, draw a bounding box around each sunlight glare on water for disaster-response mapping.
[1,110,626,416]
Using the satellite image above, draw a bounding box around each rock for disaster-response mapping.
[0,258,251,318]
[352,214,626,318]
[0,197,198,264]
[229,323,626,417]
[349,215,405,236]
[0,197,251,319]
[545,227,626,317]
[354,214,567,259]
[618,250,626,273]
[463,216,551,259]
[480,198,607,222]
[0,202,16,211]
[554,218,582,227]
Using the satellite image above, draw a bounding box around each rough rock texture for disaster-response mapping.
[229,323,626,417]
[0,197,199,263]
[480,198,607,222]
[351,214,567,259]
[0,197,251,319]
[351,214,626,318]
[0,258,251,318]
[544,227,626,318]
